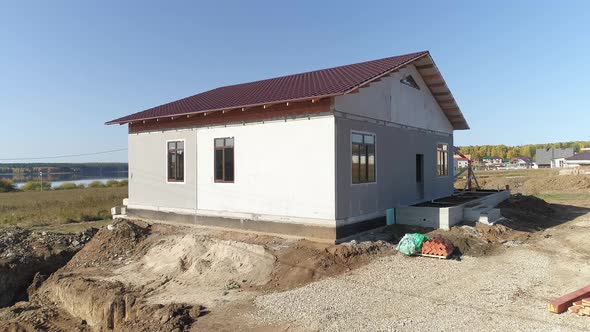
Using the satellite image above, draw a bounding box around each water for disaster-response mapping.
[1,172,128,189]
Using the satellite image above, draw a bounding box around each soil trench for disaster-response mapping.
[0,227,95,308]
[0,220,394,331]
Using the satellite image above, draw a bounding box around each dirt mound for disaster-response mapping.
[429,222,530,257]
[1,221,395,331]
[497,194,561,231]
[110,233,276,307]
[520,175,590,194]
[266,240,394,290]
[67,219,150,269]
[499,194,555,215]
[0,227,96,308]
[459,174,590,195]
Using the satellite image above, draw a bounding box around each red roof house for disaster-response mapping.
[108,51,468,241]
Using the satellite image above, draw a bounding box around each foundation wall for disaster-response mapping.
[395,191,510,230]
[127,208,385,243]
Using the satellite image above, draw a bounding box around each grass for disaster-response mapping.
[0,187,127,229]
[535,192,590,202]
[473,168,559,179]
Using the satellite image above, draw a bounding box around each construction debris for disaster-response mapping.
[396,233,428,256]
[395,233,456,259]
[420,237,455,258]
[568,298,590,316]
[548,284,590,314]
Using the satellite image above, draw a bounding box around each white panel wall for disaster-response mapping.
[333,64,454,134]
[128,130,198,211]
[196,116,336,223]
[127,116,336,225]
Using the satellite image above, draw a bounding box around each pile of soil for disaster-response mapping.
[430,223,530,257]
[109,233,277,307]
[0,227,96,308]
[67,219,150,269]
[266,239,394,290]
[0,220,396,331]
[426,195,557,256]
[498,194,558,231]
[458,174,590,195]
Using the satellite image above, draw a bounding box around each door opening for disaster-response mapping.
[416,154,424,200]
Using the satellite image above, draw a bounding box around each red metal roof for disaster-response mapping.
[106,51,431,125]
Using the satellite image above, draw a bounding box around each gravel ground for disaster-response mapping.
[255,236,590,331]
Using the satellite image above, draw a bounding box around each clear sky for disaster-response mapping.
[1,1,588,163]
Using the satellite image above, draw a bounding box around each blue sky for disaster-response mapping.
[1,1,588,162]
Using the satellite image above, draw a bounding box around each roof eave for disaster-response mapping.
[105,93,342,126]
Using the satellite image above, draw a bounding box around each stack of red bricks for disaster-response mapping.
[421,236,454,258]
[569,298,590,316]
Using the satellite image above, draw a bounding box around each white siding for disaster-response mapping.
[128,131,197,211]
[127,116,336,225]
[333,64,454,134]
[197,116,335,223]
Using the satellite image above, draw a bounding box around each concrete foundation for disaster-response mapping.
[395,190,510,230]
[126,208,385,244]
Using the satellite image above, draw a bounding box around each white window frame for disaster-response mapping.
[436,142,449,177]
[166,139,186,184]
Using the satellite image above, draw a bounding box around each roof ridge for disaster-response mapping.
[207,51,429,91]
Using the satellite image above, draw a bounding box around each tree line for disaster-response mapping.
[457,141,590,161]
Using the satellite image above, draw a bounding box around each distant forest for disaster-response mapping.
[457,141,590,161]
[0,163,128,176]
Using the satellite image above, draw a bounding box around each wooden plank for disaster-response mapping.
[422,74,442,80]
[415,64,434,70]
[418,253,451,259]
[548,285,590,314]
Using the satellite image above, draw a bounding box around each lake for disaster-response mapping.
[0,172,128,189]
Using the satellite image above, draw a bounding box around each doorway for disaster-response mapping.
[416,154,424,200]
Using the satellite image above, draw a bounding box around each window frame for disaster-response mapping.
[166,139,186,184]
[436,143,449,177]
[351,131,377,185]
[214,137,235,183]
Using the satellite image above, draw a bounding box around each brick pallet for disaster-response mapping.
[420,237,454,259]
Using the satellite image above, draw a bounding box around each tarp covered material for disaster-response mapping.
[396,233,429,256]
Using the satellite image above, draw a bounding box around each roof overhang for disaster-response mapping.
[411,54,469,130]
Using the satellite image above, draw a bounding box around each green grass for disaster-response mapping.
[535,192,590,202]
[474,168,558,179]
[0,187,127,229]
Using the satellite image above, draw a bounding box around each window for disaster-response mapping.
[437,143,448,176]
[214,137,234,182]
[167,141,184,182]
[400,75,420,90]
[351,133,375,184]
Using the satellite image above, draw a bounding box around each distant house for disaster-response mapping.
[564,152,590,168]
[106,51,469,242]
[535,148,574,168]
[453,154,470,169]
[510,156,533,168]
[482,156,503,165]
